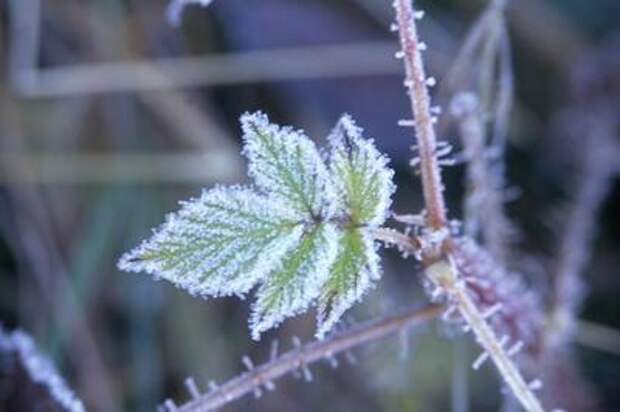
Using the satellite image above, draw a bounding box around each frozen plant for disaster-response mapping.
[119,112,395,340]
[115,1,610,411]
[0,326,85,412]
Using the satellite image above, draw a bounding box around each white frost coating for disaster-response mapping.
[250,223,340,340]
[166,0,214,26]
[316,229,381,339]
[328,113,395,227]
[118,112,396,339]
[118,186,304,298]
[308,114,395,336]
[241,112,334,220]
[0,327,85,412]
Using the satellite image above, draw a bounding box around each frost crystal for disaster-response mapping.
[328,114,395,227]
[242,112,333,220]
[119,187,304,299]
[118,112,395,339]
[317,114,395,338]
[251,223,340,340]
[0,326,85,412]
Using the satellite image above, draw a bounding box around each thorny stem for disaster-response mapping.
[393,2,544,411]
[173,305,441,412]
[454,286,544,412]
[427,261,544,412]
[372,227,420,256]
[394,0,447,231]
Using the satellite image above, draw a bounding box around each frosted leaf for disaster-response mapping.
[0,326,85,412]
[118,186,304,298]
[119,112,396,340]
[250,223,340,340]
[316,228,380,338]
[309,114,395,336]
[328,114,395,226]
[241,112,333,220]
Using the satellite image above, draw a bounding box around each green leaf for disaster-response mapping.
[329,114,395,226]
[118,187,304,298]
[241,112,333,219]
[317,228,380,338]
[250,223,340,340]
[118,112,397,340]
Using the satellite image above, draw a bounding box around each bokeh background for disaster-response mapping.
[1,0,619,411]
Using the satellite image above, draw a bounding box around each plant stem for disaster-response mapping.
[372,227,420,256]
[454,287,544,412]
[393,3,545,411]
[394,0,447,230]
[174,304,441,412]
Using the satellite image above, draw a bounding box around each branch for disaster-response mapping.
[546,124,616,348]
[13,42,401,98]
[0,326,85,412]
[426,260,544,412]
[394,0,447,231]
[169,304,441,412]
[451,93,512,264]
[393,3,544,411]
[372,227,421,257]
[453,285,543,412]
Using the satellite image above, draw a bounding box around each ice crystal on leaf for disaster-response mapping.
[118,112,395,339]
[251,223,339,340]
[317,115,395,338]
[328,114,394,226]
[118,187,304,298]
[241,112,333,219]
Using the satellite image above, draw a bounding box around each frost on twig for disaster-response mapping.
[170,305,441,412]
[451,92,513,264]
[0,326,85,412]
[392,2,544,410]
[393,0,447,231]
[119,112,395,339]
[546,120,617,349]
[317,115,395,338]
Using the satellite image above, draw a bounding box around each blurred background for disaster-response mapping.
[1,0,619,411]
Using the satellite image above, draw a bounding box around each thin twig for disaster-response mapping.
[174,305,441,412]
[393,3,543,410]
[574,320,620,357]
[372,227,421,256]
[394,0,447,231]
[454,285,542,412]
[546,125,616,348]
[12,42,401,97]
[451,93,512,264]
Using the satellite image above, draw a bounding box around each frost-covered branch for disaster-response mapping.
[451,93,512,264]
[393,0,447,231]
[0,326,85,412]
[547,126,616,348]
[372,227,421,257]
[169,304,441,412]
[393,3,544,411]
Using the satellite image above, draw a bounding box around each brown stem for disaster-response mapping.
[372,227,421,256]
[394,0,447,230]
[174,305,441,412]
